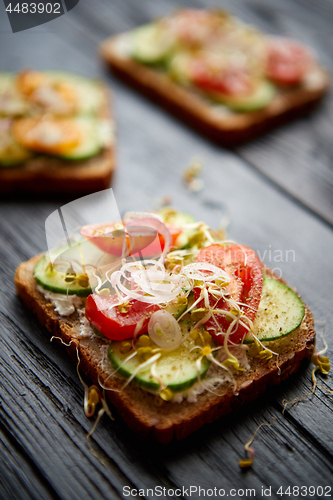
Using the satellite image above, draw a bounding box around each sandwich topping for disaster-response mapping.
[36,285,84,316]
[123,9,315,112]
[0,70,113,167]
[34,208,306,402]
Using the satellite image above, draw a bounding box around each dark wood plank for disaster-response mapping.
[0,425,58,500]
[235,0,333,227]
[1,200,331,498]
[1,142,332,498]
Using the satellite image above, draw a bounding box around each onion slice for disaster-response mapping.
[182,262,230,283]
[110,260,186,304]
[148,310,183,351]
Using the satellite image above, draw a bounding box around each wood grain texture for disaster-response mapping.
[0,0,333,498]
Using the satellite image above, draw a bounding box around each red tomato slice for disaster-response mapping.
[194,244,263,344]
[191,59,253,97]
[85,294,159,341]
[146,225,182,254]
[165,225,182,247]
[266,38,311,85]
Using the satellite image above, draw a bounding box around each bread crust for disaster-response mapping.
[0,84,115,194]
[100,35,329,146]
[15,255,316,444]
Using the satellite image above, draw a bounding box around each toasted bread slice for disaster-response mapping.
[100,35,329,146]
[0,85,115,194]
[15,255,315,444]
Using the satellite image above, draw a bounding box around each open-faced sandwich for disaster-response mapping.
[100,9,329,145]
[0,71,114,193]
[15,205,315,444]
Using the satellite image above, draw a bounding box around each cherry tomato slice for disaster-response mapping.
[195,244,263,344]
[85,294,159,341]
[266,38,311,86]
[142,225,182,255]
[191,58,253,97]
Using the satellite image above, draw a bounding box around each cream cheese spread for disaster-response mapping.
[37,285,83,316]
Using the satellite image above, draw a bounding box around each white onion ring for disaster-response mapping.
[108,251,230,306]
[131,268,183,296]
[110,259,188,304]
[182,262,230,283]
[148,310,183,351]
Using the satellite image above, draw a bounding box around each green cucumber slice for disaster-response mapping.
[0,129,34,167]
[108,324,211,393]
[168,53,191,85]
[174,230,198,250]
[245,278,305,343]
[0,73,30,117]
[34,256,92,297]
[0,73,15,94]
[164,297,188,319]
[53,117,104,161]
[131,23,174,65]
[0,71,104,116]
[158,207,197,250]
[210,80,276,112]
[158,207,195,227]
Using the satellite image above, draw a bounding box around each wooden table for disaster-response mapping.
[1,1,332,498]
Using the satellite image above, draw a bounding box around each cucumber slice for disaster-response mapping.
[158,207,197,250]
[0,73,30,117]
[174,230,198,250]
[131,23,174,65]
[158,207,195,227]
[0,71,105,117]
[34,256,92,297]
[12,116,106,161]
[108,328,211,393]
[47,117,104,161]
[0,73,15,94]
[0,128,34,167]
[164,297,188,319]
[245,278,305,343]
[210,80,276,112]
[168,53,191,85]
[43,71,105,115]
